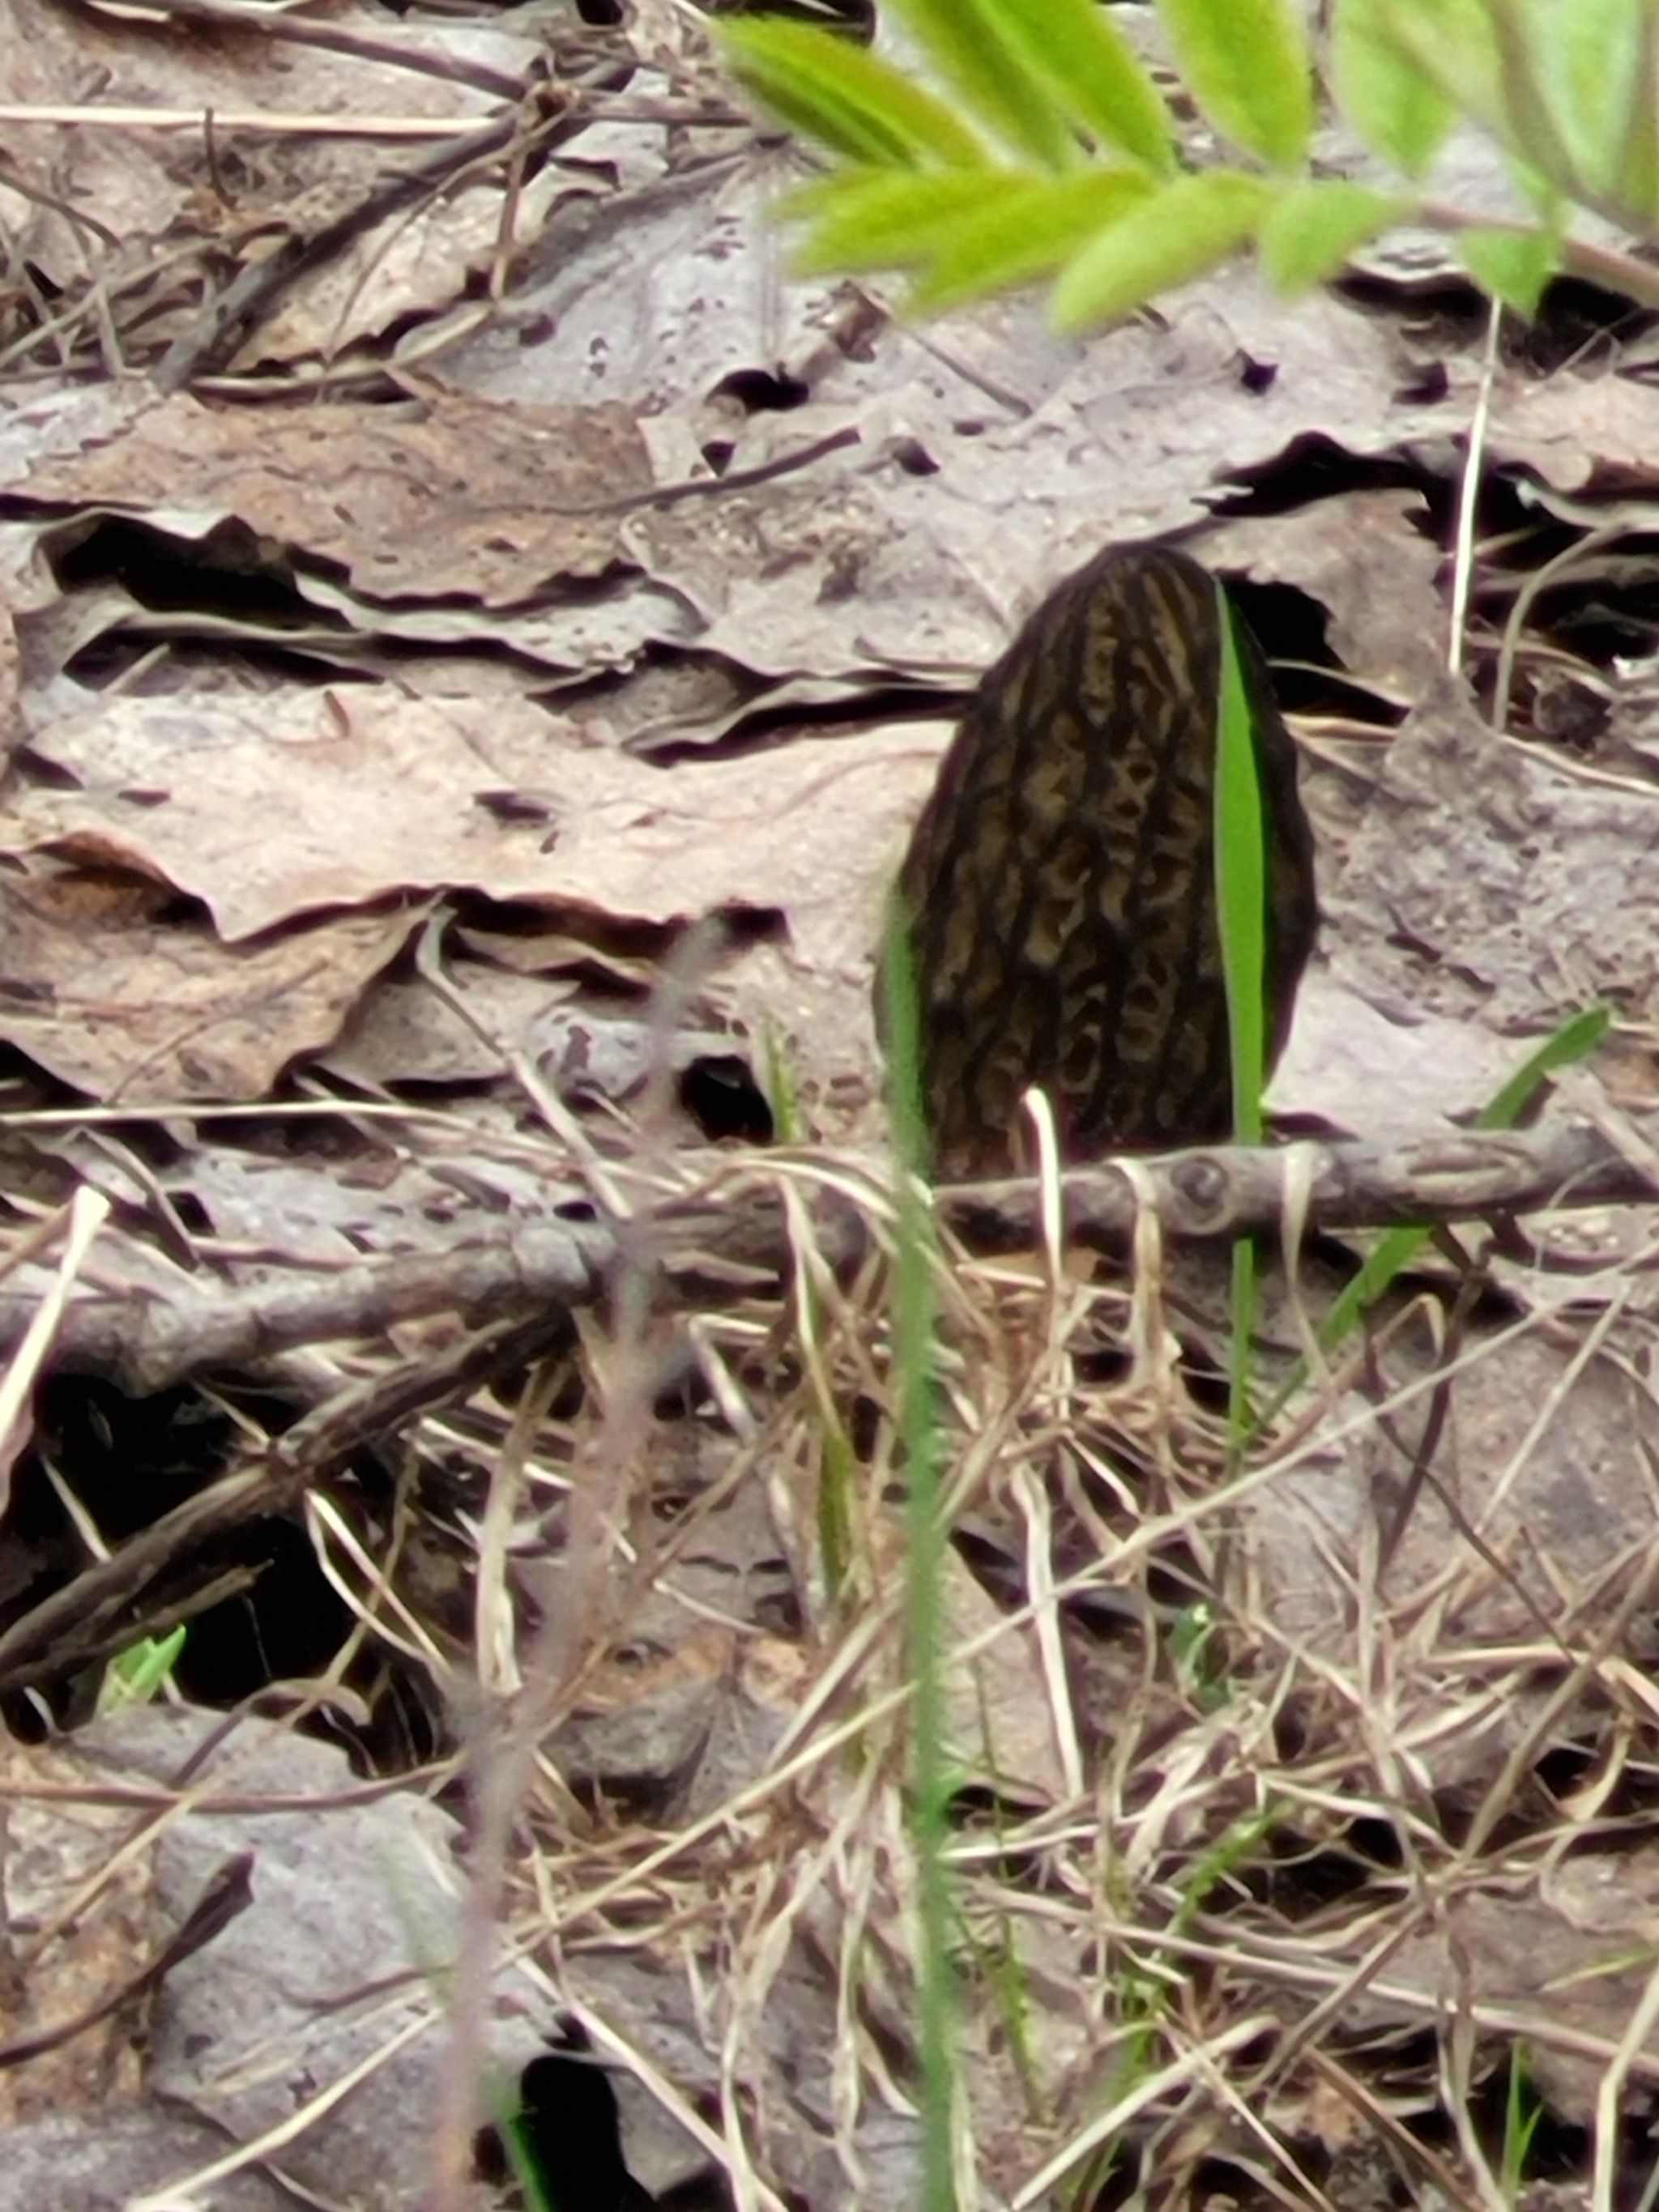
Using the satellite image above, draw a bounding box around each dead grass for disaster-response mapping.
[377,1135,1659,2210]
[7,1115,1659,2211]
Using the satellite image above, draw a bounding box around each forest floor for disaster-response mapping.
[4,3,1659,2208]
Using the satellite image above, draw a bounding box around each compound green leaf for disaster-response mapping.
[1539,0,1659,225]
[1486,2,1580,201]
[1612,2,1659,227]
[789,166,1157,307]
[1501,151,1565,228]
[1052,169,1273,330]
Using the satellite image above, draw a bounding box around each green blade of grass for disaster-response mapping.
[1214,596,1269,1145]
[760,1012,804,1144]
[497,2094,559,2212]
[1215,590,1272,1453]
[1309,1002,1611,1366]
[1500,2042,1544,2201]
[878,887,961,2212]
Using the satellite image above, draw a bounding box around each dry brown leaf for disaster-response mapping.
[1268,968,1533,1138]
[937,1547,1071,1805]
[79,1707,565,2210]
[0,1733,163,2125]
[1493,372,1659,493]
[15,390,653,604]
[0,865,420,1101]
[318,965,582,1089]
[1,0,549,378]
[1331,672,1659,1033]
[13,686,944,977]
[1350,1860,1659,2123]
[1204,492,1449,701]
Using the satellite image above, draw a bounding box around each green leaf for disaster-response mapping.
[1360,0,1505,140]
[787,167,1033,270]
[989,0,1177,175]
[1457,221,1560,317]
[790,162,1159,337]
[1556,0,1659,227]
[1258,180,1406,292]
[911,169,1158,307]
[1328,0,1456,178]
[1610,2,1659,226]
[1486,2,1579,202]
[1052,169,1273,330]
[884,0,1081,169]
[1515,0,1645,201]
[1156,0,1312,169]
[719,15,988,168]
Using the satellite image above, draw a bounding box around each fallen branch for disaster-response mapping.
[8,1113,1653,1396]
[936,1117,1658,1251]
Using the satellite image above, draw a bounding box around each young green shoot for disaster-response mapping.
[1213,590,1272,1460]
[880,886,963,2212]
[1309,1002,1610,1361]
[1499,2041,1544,2205]
[761,1013,861,1592]
[97,1625,188,1715]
